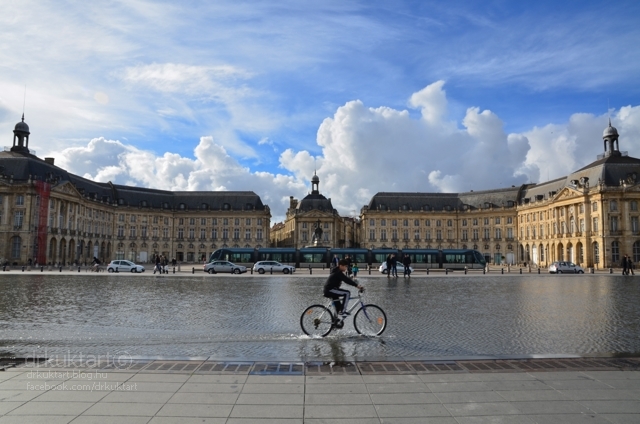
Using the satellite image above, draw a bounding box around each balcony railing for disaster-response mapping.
[610,230,622,236]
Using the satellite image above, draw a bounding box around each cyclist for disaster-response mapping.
[324,259,363,319]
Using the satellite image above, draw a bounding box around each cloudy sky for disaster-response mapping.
[1,0,640,222]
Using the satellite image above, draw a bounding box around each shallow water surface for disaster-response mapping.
[1,274,639,361]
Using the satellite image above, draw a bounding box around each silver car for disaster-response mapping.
[379,262,414,275]
[203,260,247,274]
[252,261,295,274]
[549,261,585,274]
[107,260,145,273]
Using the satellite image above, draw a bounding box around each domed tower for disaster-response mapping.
[11,114,30,153]
[311,171,320,194]
[603,118,620,157]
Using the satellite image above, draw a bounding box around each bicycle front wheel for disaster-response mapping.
[301,305,334,337]
[354,304,387,336]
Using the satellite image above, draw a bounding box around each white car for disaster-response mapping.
[203,260,247,274]
[253,261,296,274]
[549,261,585,274]
[107,260,145,273]
[379,262,414,275]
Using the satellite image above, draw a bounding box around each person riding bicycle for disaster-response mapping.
[324,259,363,318]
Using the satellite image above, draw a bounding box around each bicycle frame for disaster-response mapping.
[326,292,365,318]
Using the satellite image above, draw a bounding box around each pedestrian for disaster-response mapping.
[390,253,398,277]
[622,254,629,275]
[331,254,339,270]
[352,263,359,278]
[385,254,392,278]
[154,254,161,274]
[402,253,412,277]
[162,255,168,274]
[345,255,352,276]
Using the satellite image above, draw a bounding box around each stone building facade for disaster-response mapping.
[516,121,640,268]
[3,116,638,269]
[269,173,352,248]
[358,189,520,265]
[0,116,271,265]
[358,121,640,268]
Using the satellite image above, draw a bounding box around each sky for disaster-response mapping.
[1,0,640,223]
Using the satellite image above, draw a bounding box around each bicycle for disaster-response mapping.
[300,288,387,337]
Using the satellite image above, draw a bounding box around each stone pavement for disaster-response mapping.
[0,360,639,423]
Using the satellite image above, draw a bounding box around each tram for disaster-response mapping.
[208,247,486,270]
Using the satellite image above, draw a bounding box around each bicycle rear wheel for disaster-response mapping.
[354,304,387,336]
[300,305,334,337]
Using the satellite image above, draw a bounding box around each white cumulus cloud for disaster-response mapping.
[48,81,640,223]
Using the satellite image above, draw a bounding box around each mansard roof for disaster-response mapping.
[0,151,267,211]
[365,186,522,212]
[520,153,640,203]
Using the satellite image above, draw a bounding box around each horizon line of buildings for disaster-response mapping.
[2,115,639,268]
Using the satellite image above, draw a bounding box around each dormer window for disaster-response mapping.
[179,203,186,210]
[201,203,208,210]
[163,202,170,209]
[140,200,148,207]
[223,203,230,210]
[118,198,124,205]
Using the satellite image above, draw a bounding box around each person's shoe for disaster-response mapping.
[341,311,350,316]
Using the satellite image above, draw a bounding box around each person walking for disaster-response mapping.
[390,253,398,277]
[331,255,339,270]
[402,253,412,277]
[386,254,392,278]
[622,254,629,275]
[352,263,359,278]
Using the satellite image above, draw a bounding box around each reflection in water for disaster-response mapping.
[0,274,639,360]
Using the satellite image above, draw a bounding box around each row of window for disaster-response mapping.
[367,228,515,241]
[521,200,639,224]
[116,226,264,240]
[118,216,264,226]
[521,216,640,237]
[367,217,514,227]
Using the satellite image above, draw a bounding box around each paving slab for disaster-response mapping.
[155,402,234,418]
[0,359,637,424]
[304,404,378,419]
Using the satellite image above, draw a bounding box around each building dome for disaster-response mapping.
[311,174,319,183]
[603,121,618,138]
[14,115,30,134]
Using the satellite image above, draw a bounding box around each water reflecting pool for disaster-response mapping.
[1,274,639,361]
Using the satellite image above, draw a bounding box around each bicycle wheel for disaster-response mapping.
[300,305,334,337]
[354,304,387,336]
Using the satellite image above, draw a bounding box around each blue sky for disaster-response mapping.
[1,0,640,221]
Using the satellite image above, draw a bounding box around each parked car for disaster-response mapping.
[253,261,295,274]
[203,260,247,274]
[549,261,585,274]
[379,262,414,275]
[107,260,145,273]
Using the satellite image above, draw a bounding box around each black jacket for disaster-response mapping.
[324,267,358,295]
[402,256,411,266]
